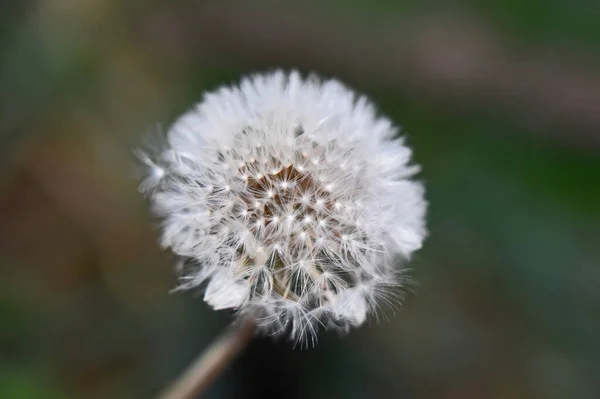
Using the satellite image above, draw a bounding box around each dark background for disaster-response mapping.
[1,1,599,398]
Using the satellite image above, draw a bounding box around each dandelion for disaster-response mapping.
[140,70,427,347]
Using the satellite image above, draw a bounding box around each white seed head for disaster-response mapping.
[139,70,427,346]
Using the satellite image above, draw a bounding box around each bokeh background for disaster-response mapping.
[1,1,600,398]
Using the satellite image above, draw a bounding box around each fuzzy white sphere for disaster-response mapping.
[139,71,427,345]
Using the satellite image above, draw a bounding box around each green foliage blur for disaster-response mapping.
[1,1,599,398]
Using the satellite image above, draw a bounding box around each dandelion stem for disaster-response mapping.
[158,319,256,399]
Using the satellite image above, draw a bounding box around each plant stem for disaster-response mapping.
[158,319,256,399]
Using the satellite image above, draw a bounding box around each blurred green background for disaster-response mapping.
[1,1,600,398]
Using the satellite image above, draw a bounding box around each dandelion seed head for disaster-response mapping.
[139,70,427,346]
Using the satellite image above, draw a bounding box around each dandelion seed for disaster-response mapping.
[138,70,427,346]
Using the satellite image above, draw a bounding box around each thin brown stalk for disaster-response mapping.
[158,319,256,399]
